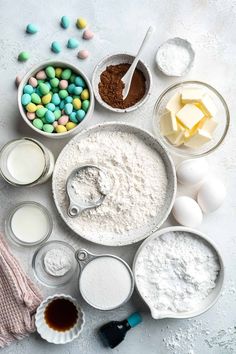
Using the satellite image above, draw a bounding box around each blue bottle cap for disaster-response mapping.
[127,312,142,328]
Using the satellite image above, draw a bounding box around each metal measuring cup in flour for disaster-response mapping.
[75,249,134,310]
[66,164,111,217]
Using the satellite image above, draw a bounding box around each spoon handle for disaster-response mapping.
[133,26,154,67]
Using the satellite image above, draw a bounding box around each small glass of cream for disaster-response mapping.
[5,202,53,246]
[0,137,54,187]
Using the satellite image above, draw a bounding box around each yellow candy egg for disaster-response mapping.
[36,104,44,109]
[73,98,81,110]
[42,93,52,105]
[55,125,67,133]
[55,68,62,78]
[66,122,77,131]
[81,89,89,100]
[26,102,37,112]
[76,17,87,29]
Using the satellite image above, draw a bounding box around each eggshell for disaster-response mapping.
[172,196,203,227]
[197,178,226,213]
[176,158,208,186]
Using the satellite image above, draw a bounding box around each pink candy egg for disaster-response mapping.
[53,121,58,128]
[15,75,22,88]
[27,112,36,120]
[36,70,47,80]
[58,115,69,125]
[59,80,68,89]
[28,76,38,87]
[83,29,94,40]
[77,50,89,59]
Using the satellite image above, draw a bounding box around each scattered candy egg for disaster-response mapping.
[15,75,22,87]
[67,38,79,49]
[26,23,38,34]
[28,77,38,87]
[18,51,30,62]
[77,49,89,59]
[197,178,226,213]
[36,70,47,80]
[83,29,94,40]
[172,196,203,227]
[76,17,87,29]
[60,16,70,29]
[176,158,208,186]
[51,41,61,54]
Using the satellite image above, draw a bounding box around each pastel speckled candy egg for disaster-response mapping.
[36,70,47,80]
[51,41,61,54]
[56,125,67,133]
[76,109,85,121]
[28,77,38,87]
[66,122,77,131]
[27,112,35,120]
[77,50,89,60]
[76,17,87,29]
[18,51,30,62]
[60,16,70,29]
[83,29,94,40]
[43,124,54,133]
[15,75,22,87]
[59,80,68,89]
[26,24,38,34]
[67,38,79,49]
[58,115,69,125]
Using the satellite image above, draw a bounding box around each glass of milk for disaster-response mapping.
[0,138,54,186]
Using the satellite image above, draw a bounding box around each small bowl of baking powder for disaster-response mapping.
[155,37,195,77]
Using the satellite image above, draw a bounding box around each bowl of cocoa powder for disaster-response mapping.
[92,53,152,113]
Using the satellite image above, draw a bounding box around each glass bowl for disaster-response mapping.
[153,81,230,158]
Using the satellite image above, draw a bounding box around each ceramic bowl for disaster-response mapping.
[92,53,152,113]
[133,226,224,320]
[35,294,85,344]
[153,81,230,158]
[18,60,94,139]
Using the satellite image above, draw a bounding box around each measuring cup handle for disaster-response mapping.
[68,204,81,217]
[75,249,95,270]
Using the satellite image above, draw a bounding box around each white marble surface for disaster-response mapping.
[0,0,236,353]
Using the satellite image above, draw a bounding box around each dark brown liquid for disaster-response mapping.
[44,298,78,332]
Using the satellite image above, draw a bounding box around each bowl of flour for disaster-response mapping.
[52,123,176,246]
[133,226,224,319]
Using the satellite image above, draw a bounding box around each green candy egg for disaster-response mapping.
[43,124,54,133]
[18,51,30,62]
[59,89,68,99]
[70,74,76,83]
[54,109,62,120]
[45,66,55,79]
[36,107,47,118]
[32,118,43,130]
[31,93,41,104]
[50,78,59,88]
[61,69,72,80]
[82,100,90,112]
[38,82,50,95]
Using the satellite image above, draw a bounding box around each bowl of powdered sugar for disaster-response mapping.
[52,122,176,246]
[133,226,224,319]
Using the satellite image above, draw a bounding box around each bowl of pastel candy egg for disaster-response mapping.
[153,81,230,157]
[18,61,94,138]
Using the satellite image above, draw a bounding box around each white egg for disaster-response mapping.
[172,196,203,227]
[197,178,226,213]
[176,158,208,186]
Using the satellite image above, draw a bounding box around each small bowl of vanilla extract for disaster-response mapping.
[35,294,85,344]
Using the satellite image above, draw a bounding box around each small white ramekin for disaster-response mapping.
[18,60,94,139]
[92,53,152,113]
[35,294,85,344]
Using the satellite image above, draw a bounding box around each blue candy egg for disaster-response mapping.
[76,109,86,121]
[21,93,31,105]
[46,103,56,111]
[60,100,65,109]
[68,84,75,94]
[23,84,34,95]
[26,23,38,34]
[51,41,61,54]
[74,76,85,87]
[60,16,70,29]
[69,112,78,123]
[45,110,55,123]
[65,96,73,103]
[64,103,73,115]
[67,38,79,49]
[73,86,83,95]
[51,93,60,106]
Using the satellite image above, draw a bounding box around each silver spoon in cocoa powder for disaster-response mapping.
[122,26,154,99]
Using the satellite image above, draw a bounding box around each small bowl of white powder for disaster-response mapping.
[155,38,195,77]
[133,226,224,319]
[32,240,78,287]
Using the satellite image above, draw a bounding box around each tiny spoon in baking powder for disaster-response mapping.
[122,26,154,100]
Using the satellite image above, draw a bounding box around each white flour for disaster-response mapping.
[55,130,168,238]
[156,40,192,76]
[44,248,73,277]
[71,166,111,204]
[135,231,220,318]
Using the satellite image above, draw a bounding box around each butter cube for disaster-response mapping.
[166,93,183,114]
[166,124,185,146]
[199,94,217,117]
[200,117,218,134]
[160,111,178,136]
[181,88,205,104]
[176,104,204,129]
[184,129,212,148]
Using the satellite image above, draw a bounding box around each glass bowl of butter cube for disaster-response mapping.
[153,81,230,158]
